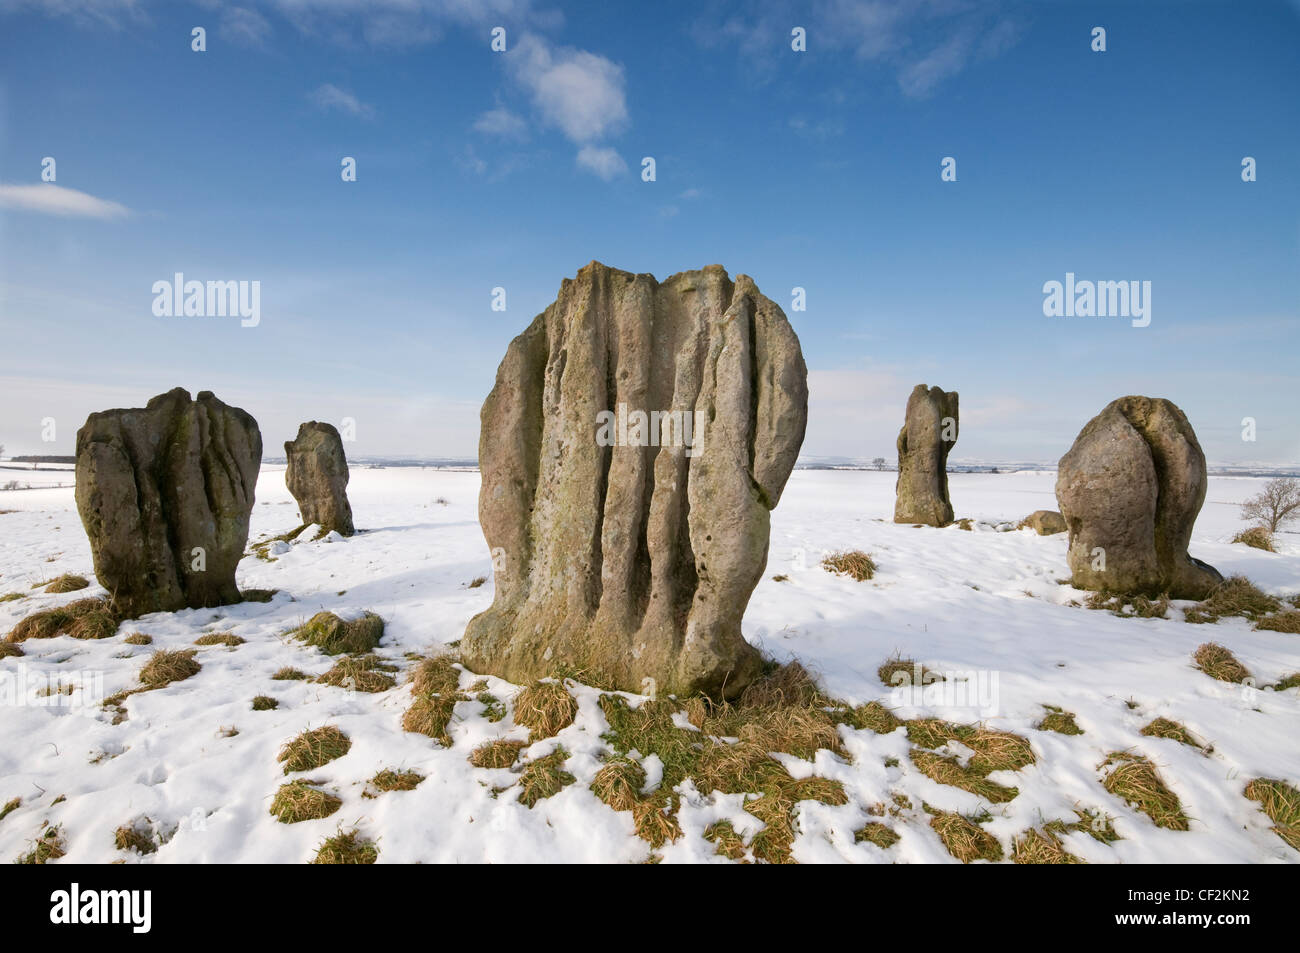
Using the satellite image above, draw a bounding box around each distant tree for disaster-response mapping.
[1241,477,1300,533]
[872,457,886,471]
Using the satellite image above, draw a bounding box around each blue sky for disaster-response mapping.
[1,0,1297,464]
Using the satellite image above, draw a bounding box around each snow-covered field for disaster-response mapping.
[1,467,1297,863]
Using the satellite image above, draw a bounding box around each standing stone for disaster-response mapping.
[893,384,959,525]
[75,388,262,617]
[285,422,354,537]
[1056,396,1222,599]
[462,262,808,699]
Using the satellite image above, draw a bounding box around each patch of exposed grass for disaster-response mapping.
[289,611,384,655]
[269,781,341,823]
[704,820,748,860]
[516,747,575,808]
[139,649,200,687]
[311,829,377,864]
[1274,673,1300,691]
[877,655,944,688]
[855,822,900,849]
[278,725,351,774]
[821,550,876,581]
[1085,590,1169,619]
[771,574,789,582]
[1243,778,1300,852]
[240,588,278,603]
[252,695,278,711]
[632,795,684,848]
[1231,527,1276,552]
[1185,575,1281,624]
[1036,705,1083,735]
[514,680,578,741]
[469,738,528,769]
[841,700,904,734]
[272,666,308,681]
[906,719,1035,773]
[477,692,506,722]
[9,597,119,642]
[928,808,1002,863]
[316,654,397,693]
[366,769,424,795]
[410,654,461,696]
[0,592,23,603]
[249,525,306,562]
[194,632,244,647]
[403,695,460,746]
[1045,808,1120,845]
[123,633,152,645]
[909,749,1020,803]
[1256,611,1300,634]
[113,822,156,855]
[1193,642,1252,684]
[591,757,646,812]
[467,576,487,589]
[0,641,23,659]
[1012,827,1083,864]
[1140,717,1204,750]
[0,797,19,823]
[44,574,89,594]
[1100,752,1189,831]
[16,823,65,864]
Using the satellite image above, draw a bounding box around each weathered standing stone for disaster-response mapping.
[285,422,354,537]
[75,388,262,617]
[1021,510,1068,535]
[1056,396,1222,599]
[462,262,808,699]
[893,384,959,525]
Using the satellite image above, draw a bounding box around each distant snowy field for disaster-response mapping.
[1,467,1297,863]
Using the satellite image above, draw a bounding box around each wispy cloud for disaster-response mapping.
[0,183,129,220]
[508,33,627,143]
[473,106,528,140]
[0,0,148,30]
[220,5,272,47]
[576,145,626,181]
[309,83,375,119]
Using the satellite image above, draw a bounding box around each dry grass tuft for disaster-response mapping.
[402,694,460,745]
[1193,642,1252,684]
[1185,575,1281,624]
[44,574,89,594]
[842,700,904,734]
[1012,827,1083,864]
[1243,778,1300,852]
[0,641,23,659]
[631,795,683,848]
[9,597,119,642]
[467,576,488,589]
[1036,705,1083,735]
[855,822,901,849]
[272,666,308,681]
[410,654,461,696]
[1085,590,1169,619]
[0,592,24,603]
[929,809,1003,863]
[311,829,378,864]
[704,820,748,860]
[366,769,424,795]
[514,680,578,741]
[252,695,278,711]
[194,632,244,647]
[289,611,384,655]
[1140,717,1204,749]
[0,797,20,823]
[269,781,341,823]
[877,655,944,688]
[516,747,575,808]
[277,725,351,774]
[1256,611,1300,634]
[821,550,877,581]
[910,748,1019,803]
[1232,527,1276,551]
[316,654,397,693]
[16,823,66,864]
[139,649,200,687]
[113,822,157,855]
[1100,752,1189,830]
[590,757,646,812]
[469,739,528,769]
[123,632,152,645]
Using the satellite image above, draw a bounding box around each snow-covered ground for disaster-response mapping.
[1,467,1297,863]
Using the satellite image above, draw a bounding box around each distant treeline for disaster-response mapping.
[10,455,75,464]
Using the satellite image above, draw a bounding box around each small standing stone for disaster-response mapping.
[285,422,355,537]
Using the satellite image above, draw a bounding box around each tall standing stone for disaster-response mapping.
[893,384,959,525]
[285,422,355,537]
[75,388,262,617]
[462,262,808,699]
[1056,396,1222,599]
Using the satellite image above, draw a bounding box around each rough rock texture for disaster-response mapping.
[1056,396,1222,599]
[285,422,354,537]
[893,384,959,525]
[75,388,262,617]
[462,262,808,698]
[1021,510,1067,535]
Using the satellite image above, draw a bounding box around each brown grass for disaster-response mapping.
[366,769,425,795]
[1185,575,1281,624]
[0,641,23,659]
[1100,752,1189,830]
[113,822,157,855]
[877,656,944,687]
[842,700,904,734]
[9,597,119,642]
[289,611,384,655]
[469,738,528,769]
[1256,611,1300,634]
[252,695,278,711]
[929,809,1003,863]
[514,680,578,741]
[402,694,460,745]
[1193,642,1252,684]
[272,666,308,681]
[277,725,351,774]
[909,749,1020,803]
[516,747,575,808]
[855,822,900,849]
[1036,705,1083,735]
[467,576,487,589]
[1140,717,1204,750]
[316,654,397,693]
[591,757,646,812]
[123,632,152,645]
[704,820,748,860]
[410,654,461,696]
[16,824,65,864]
[821,550,876,581]
[1012,827,1083,864]
[311,829,378,864]
[0,797,19,823]
[44,574,89,594]
[194,632,244,647]
[1243,778,1300,852]
[269,781,341,823]
[139,649,200,687]
[1232,527,1276,552]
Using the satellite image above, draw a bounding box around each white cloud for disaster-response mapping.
[509,33,627,144]
[220,6,272,47]
[473,106,528,140]
[0,183,129,220]
[575,145,626,181]
[0,0,147,29]
[897,30,973,99]
[309,83,375,119]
